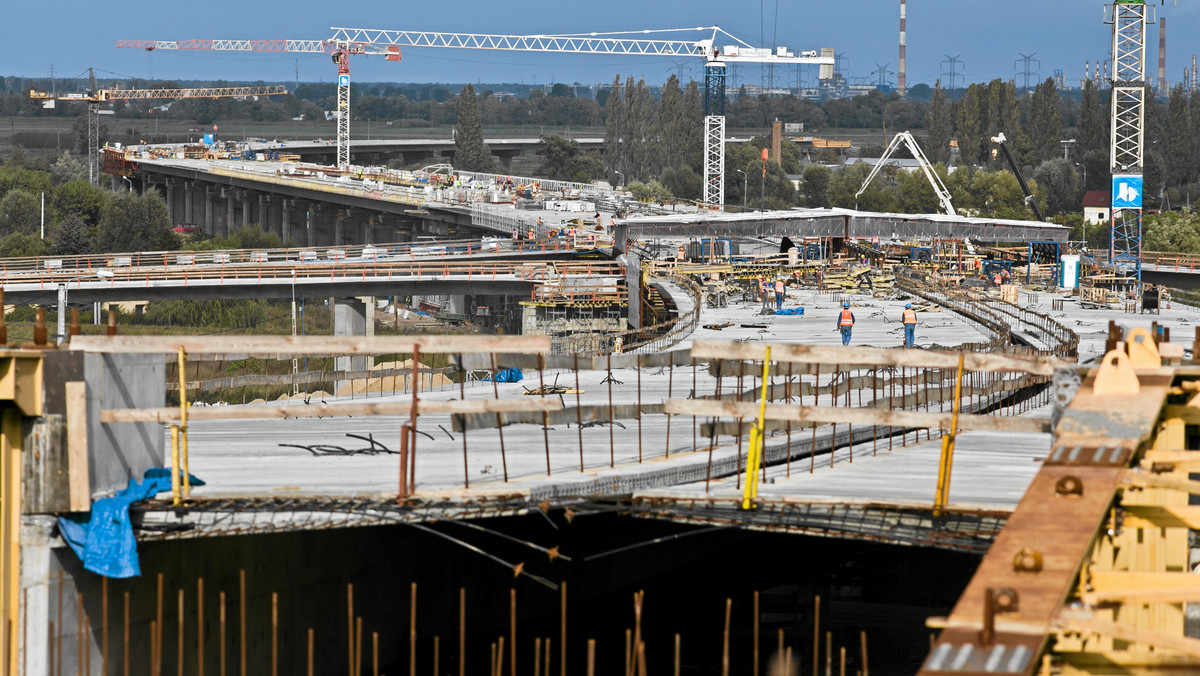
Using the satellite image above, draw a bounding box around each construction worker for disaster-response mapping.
[774,278,786,310]
[902,303,918,348]
[837,301,855,346]
[993,271,1003,285]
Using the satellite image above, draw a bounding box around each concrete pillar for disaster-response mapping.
[306,205,315,247]
[204,187,214,235]
[334,212,345,246]
[166,182,175,225]
[184,183,194,225]
[258,193,267,233]
[281,200,292,246]
[224,191,234,236]
[19,516,56,676]
[242,191,252,228]
[362,220,372,245]
[332,298,369,385]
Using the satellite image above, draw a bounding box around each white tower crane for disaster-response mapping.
[120,27,832,208]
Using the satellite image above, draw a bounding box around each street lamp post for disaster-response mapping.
[291,270,300,395]
[121,176,133,193]
[735,169,747,211]
[613,170,624,189]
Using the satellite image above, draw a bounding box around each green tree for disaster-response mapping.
[1144,211,1200,253]
[48,215,92,256]
[53,179,106,226]
[0,233,46,258]
[800,164,831,208]
[536,134,604,183]
[94,191,179,253]
[1077,80,1107,178]
[925,80,952,165]
[50,153,87,184]
[1028,78,1062,165]
[0,189,40,236]
[1164,85,1193,188]
[955,85,984,165]
[192,227,282,252]
[603,75,625,180]
[452,84,493,172]
[1030,159,1079,217]
[659,166,702,201]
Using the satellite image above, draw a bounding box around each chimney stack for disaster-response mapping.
[898,0,907,96]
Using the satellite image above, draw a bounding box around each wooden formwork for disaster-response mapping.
[920,331,1200,675]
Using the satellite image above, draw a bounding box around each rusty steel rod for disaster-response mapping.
[560,582,567,676]
[540,355,551,475]
[124,591,131,676]
[459,589,466,676]
[586,640,595,676]
[307,629,314,676]
[753,591,760,676]
[721,598,731,676]
[607,354,615,468]
[411,583,418,676]
[574,355,584,472]
[219,592,226,676]
[489,354,509,482]
[534,638,542,676]
[347,584,355,676]
[197,578,204,676]
[812,595,820,676]
[510,589,516,676]
[239,570,246,676]
[271,594,277,676]
[636,354,643,463]
[177,589,184,676]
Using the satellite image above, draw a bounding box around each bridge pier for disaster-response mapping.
[305,204,315,247]
[204,187,214,236]
[184,183,194,227]
[281,199,293,245]
[165,180,175,225]
[223,189,234,236]
[332,297,374,385]
[334,212,345,247]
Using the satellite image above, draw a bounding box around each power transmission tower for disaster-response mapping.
[941,55,963,90]
[873,63,895,87]
[1016,52,1040,89]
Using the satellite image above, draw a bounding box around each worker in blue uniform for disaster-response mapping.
[837,301,855,346]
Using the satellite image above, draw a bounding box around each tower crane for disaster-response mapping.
[119,26,832,208]
[31,68,288,186]
[117,39,402,171]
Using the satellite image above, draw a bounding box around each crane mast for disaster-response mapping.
[120,26,832,207]
[1106,0,1150,280]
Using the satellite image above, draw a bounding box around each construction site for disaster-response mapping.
[10,2,1200,676]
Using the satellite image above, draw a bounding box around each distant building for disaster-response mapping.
[1082,190,1109,225]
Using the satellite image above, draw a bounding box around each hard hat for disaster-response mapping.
[843,301,850,308]
[905,303,912,309]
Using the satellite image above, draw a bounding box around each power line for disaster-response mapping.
[940,54,964,90]
[1015,52,1040,89]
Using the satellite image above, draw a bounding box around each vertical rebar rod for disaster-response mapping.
[433,636,440,676]
[586,640,595,676]
[721,599,731,676]
[307,629,314,676]
[219,593,226,676]
[177,589,184,676]
[735,363,744,490]
[57,570,63,676]
[354,616,361,676]
[76,593,83,676]
[347,585,355,676]
[488,354,509,481]
[812,596,820,676]
[534,638,542,676]
[271,595,278,676]
[785,364,793,477]
[674,634,680,676]
[860,631,869,676]
[830,366,838,468]
[510,589,516,676]
[691,359,697,453]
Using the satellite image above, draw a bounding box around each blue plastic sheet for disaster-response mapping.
[484,368,523,383]
[58,468,205,579]
[774,307,805,316]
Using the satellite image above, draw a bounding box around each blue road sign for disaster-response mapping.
[1112,174,1143,209]
[338,74,350,87]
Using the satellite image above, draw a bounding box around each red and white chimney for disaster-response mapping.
[898,0,907,96]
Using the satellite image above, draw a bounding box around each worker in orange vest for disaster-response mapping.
[837,301,855,346]
[773,278,786,310]
[902,303,918,348]
[993,272,1002,285]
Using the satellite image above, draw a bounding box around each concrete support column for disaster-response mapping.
[224,191,234,237]
[362,220,372,245]
[258,193,267,233]
[625,252,641,331]
[281,200,292,246]
[165,182,175,225]
[334,212,345,246]
[306,205,315,247]
[204,187,214,235]
[242,191,252,228]
[18,516,56,676]
[332,298,369,388]
[184,183,194,225]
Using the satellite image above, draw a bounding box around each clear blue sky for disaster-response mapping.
[5,1,1198,89]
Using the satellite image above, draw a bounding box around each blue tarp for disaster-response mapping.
[483,368,523,383]
[58,468,204,579]
[774,307,805,316]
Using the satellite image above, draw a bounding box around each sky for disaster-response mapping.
[5,1,1200,90]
